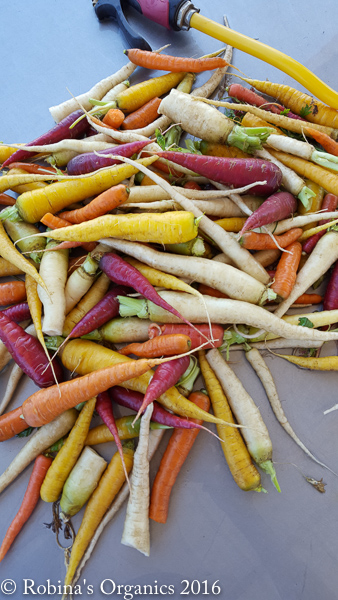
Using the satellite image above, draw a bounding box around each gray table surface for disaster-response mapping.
[1,1,338,599]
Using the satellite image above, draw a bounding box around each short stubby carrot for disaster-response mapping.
[0,281,26,306]
[0,455,52,561]
[271,241,302,300]
[148,323,224,349]
[119,334,191,358]
[102,108,125,129]
[124,48,228,73]
[240,228,303,250]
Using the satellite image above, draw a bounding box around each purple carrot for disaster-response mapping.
[3,110,89,168]
[96,391,130,486]
[228,84,305,121]
[69,285,131,338]
[239,191,297,235]
[323,261,338,311]
[303,193,338,254]
[66,139,152,175]
[156,151,282,196]
[110,386,212,433]
[133,355,190,423]
[99,253,198,330]
[0,312,63,387]
[2,302,30,323]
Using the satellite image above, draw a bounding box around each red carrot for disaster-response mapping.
[99,253,198,331]
[110,386,213,434]
[228,84,305,120]
[148,323,224,349]
[96,391,130,485]
[2,302,30,323]
[66,139,152,175]
[155,151,283,196]
[133,355,190,422]
[323,261,338,311]
[239,191,297,235]
[0,312,64,387]
[68,286,131,338]
[302,193,338,254]
[0,455,52,561]
[3,110,89,167]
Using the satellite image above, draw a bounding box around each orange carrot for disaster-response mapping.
[68,253,87,275]
[0,455,52,561]
[305,127,338,156]
[102,109,125,129]
[22,357,167,428]
[121,97,162,130]
[124,49,228,73]
[0,193,16,206]
[57,184,130,224]
[271,241,302,299]
[119,334,191,358]
[294,293,323,304]
[240,228,303,250]
[0,406,29,441]
[0,281,27,306]
[40,213,96,252]
[8,163,62,176]
[149,390,210,524]
[183,181,202,190]
[198,283,229,299]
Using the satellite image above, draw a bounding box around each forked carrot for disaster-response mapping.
[0,455,52,562]
[119,334,191,358]
[305,127,338,156]
[149,391,210,524]
[240,228,303,250]
[57,184,130,223]
[102,109,125,129]
[271,241,302,300]
[124,48,228,73]
[121,97,162,130]
[0,281,26,306]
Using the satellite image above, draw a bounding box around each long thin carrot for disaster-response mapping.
[0,406,29,441]
[0,455,52,562]
[305,127,338,156]
[268,149,338,195]
[121,97,162,130]
[8,162,62,176]
[22,356,174,428]
[0,281,26,306]
[119,334,191,358]
[271,241,302,300]
[57,184,130,224]
[240,227,303,250]
[124,49,228,73]
[0,221,47,291]
[149,391,210,524]
[102,109,125,129]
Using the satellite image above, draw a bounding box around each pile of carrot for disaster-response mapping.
[1,38,338,593]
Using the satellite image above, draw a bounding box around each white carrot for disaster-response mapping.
[229,339,323,351]
[5,138,116,156]
[266,211,338,235]
[100,238,268,304]
[206,348,280,490]
[72,429,164,586]
[38,241,68,336]
[117,290,338,343]
[274,231,338,318]
[254,147,305,196]
[126,186,263,209]
[0,409,77,494]
[0,363,24,416]
[65,255,98,315]
[121,404,154,556]
[101,154,270,284]
[245,348,336,474]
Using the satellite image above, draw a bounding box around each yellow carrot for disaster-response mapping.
[40,398,96,503]
[297,179,324,230]
[268,149,338,195]
[35,211,198,245]
[8,167,49,195]
[0,258,23,277]
[62,272,110,337]
[0,172,53,194]
[299,218,338,241]
[240,77,338,129]
[64,441,134,587]
[85,416,147,446]
[12,157,158,223]
[241,112,284,134]
[124,257,202,296]
[116,72,186,112]
[214,217,247,232]
[274,354,338,370]
[0,222,47,291]
[25,275,44,349]
[0,145,18,164]
[60,339,229,426]
[199,351,261,491]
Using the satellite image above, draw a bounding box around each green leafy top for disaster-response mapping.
[298,317,314,328]
[300,103,312,118]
